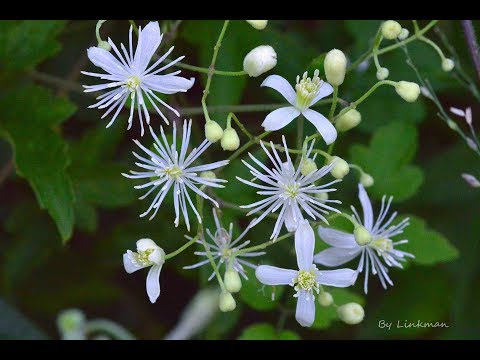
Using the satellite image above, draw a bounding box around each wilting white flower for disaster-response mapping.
[82,21,195,135]
[237,136,341,240]
[314,184,414,294]
[256,220,358,327]
[122,119,228,230]
[123,238,166,303]
[261,71,337,144]
[183,209,265,280]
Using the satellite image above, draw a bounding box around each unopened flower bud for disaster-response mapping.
[246,20,268,30]
[243,45,277,77]
[205,120,224,143]
[382,20,402,40]
[395,81,420,102]
[200,171,216,179]
[315,192,329,202]
[360,173,374,187]
[376,67,389,80]
[97,40,111,51]
[398,28,409,40]
[442,58,455,72]
[301,158,317,176]
[224,269,242,293]
[57,309,86,340]
[336,109,362,132]
[219,291,236,312]
[221,128,240,151]
[354,225,371,246]
[337,302,365,325]
[329,156,350,179]
[324,49,347,86]
[318,292,334,307]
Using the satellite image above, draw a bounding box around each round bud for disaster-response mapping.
[354,225,372,246]
[200,171,216,179]
[57,309,86,337]
[376,67,389,80]
[336,109,362,132]
[398,28,409,40]
[442,58,455,72]
[243,45,277,77]
[381,20,402,40]
[315,192,329,202]
[224,269,242,293]
[329,156,350,179]
[221,128,240,151]
[246,20,268,30]
[301,158,318,176]
[205,120,224,143]
[97,40,111,52]
[395,81,420,102]
[324,49,347,86]
[219,291,236,312]
[360,173,374,187]
[318,292,334,307]
[337,302,365,325]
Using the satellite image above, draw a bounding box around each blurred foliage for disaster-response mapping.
[0,19,478,340]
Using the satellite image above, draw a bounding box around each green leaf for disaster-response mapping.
[240,267,284,311]
[0,20,66,71]
[0,84,76,241]
[349,121,424,202]
[238,323,300,340]
[401,215,458,265]
[0,298,48,339]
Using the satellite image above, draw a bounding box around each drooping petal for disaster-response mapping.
[261,106,300,131]
[310,82,334,106]
[133,21,162,72]
[295,220,315,271]
[255,265,297,285]
[317,268,358,287]
[261,74,297,105]
[87,47,128,77]
[313,247,361,267]
[146,264,163,303]
[302,109,337,145]
[358,184,374,231]
[295,290,315,327]
[317,227,357,248]
[144,75,195,94]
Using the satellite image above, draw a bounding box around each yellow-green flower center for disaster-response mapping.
[125,75,141,92]
[135,248,154,266]
[162,165,183,179]
[295,70,323,111]
[295,269,319,292]
[370,238,393,256]
[283,183,300,199]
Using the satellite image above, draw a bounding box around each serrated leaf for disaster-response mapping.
[238,323,300,340]
[0,84,76,241]
[0,299,48,340]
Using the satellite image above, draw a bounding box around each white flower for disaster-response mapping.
[183,209,265,280]
[237,136,341,240]
[82,21,195,135]
[256,220,358,327]
[122,119,229,230]
[314,184,414,294]
[123,238,166,303]
[261,71,337,145]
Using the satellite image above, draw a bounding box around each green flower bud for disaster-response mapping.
[224,269,242,293]
[219,291,236,312]
[442,58,455,72]
[200,171,216,179]
[205,120,224,143]
[398,28,409,40]
[329,156,350,179]
[246,20,268,30]
[57,309,86,339]
[324,49,347,86]
[315,192,329,202]
[98,40,111,51]
[354,225,372,246]
[337,302,365,325]
[318,292,334,307]
[300,158,318,176]
[221,128,240,151]
[336,109,362,132]
[381,20,402,40]
[395,81,420,102]
[243,45,277,77]
[376,67,389,80]
[360,173,374,187]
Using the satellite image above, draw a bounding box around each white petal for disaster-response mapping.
[144,75,195,94]
[295,220,315,271]
[87,47,128,77]
[133,21,162,72]
[146,264,162,303]
[295,290,315,327]
[313,247,361,266]
[261,74,297,105]
[358,184,374,231]
[302,109,337,145]
[317,268,358,287]
[284,204,299,231]
[449,107,465,117]
[255,265,297,285]
[123,252,147,274]
[317,227,357,248]
[310,81,334,105]
[136,238,158,251]
[261,106,300,131]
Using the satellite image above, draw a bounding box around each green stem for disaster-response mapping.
[165,235,199,260]
[224,131,271,163]
[418,35,446,61]
[229,112,253,139]
[328,86,339,120]
[235,231,294,255]
[95,20,107,44]
[129,20,139,35]
[85,319,136,340]
[174,61,246,76]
